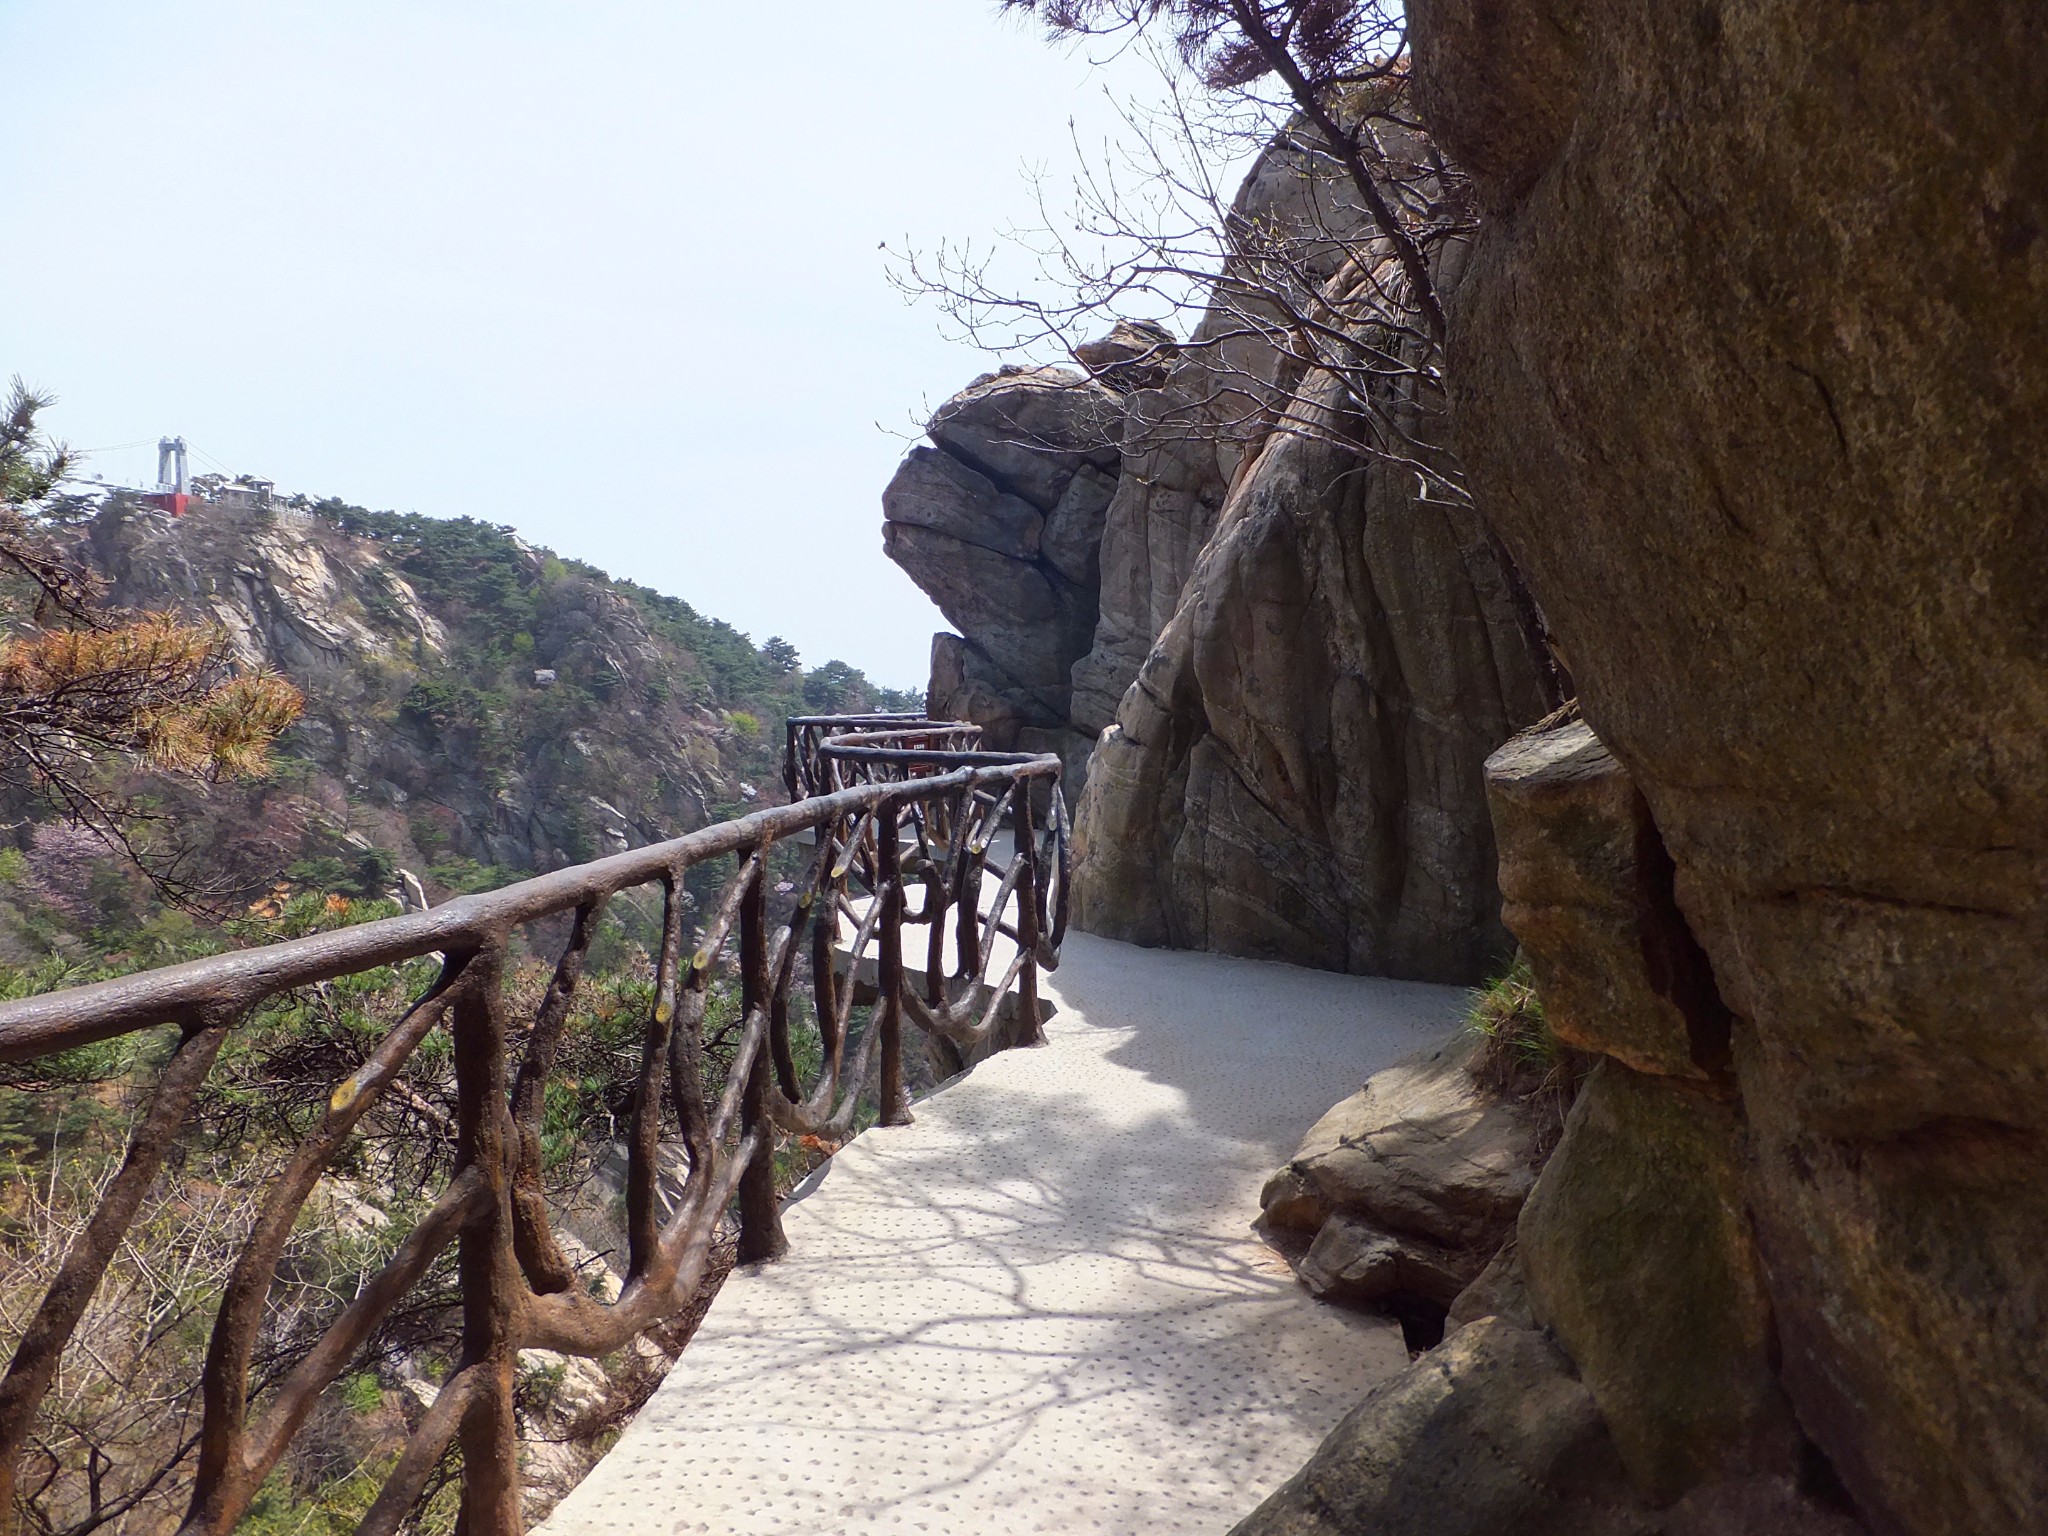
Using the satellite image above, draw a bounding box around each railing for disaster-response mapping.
[782,713,981,797]
[0,717,1066,1536]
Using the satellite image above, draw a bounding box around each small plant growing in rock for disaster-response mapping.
[1464,954,1571,1104]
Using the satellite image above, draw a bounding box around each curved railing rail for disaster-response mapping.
[782,713,981,797]
[0,717,1065,1536]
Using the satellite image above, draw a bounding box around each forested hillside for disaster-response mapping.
[0,489,916,971]
[0,488,915,1533]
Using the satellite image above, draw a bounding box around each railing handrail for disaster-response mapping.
[0,714,1064,1536]
[781,712,930,727]
[0,759,1051,1064]
[781,715,981,800]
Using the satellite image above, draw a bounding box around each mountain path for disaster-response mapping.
[541,931,1467,1536]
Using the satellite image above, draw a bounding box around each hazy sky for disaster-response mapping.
[0,2,1185,687]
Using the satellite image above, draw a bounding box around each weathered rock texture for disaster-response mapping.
[1407,5,2048,1528]
[1259,1032,1545,1310]
[1062,135,1557,983]
[1230,1318,1647,1536]
[883,366,1121,785]
[1486,716,1729,1078]
[1068,139,1375,738]
[1232,1314,1862,1536]
[1484,716,1799,1500]
[1073,344,1553,980]
[887,131,1550,982]
[1519,1060,1795,1502]
[1254,711,1874,1534]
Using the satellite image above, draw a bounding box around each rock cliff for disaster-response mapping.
[1294,3,2048,1527]
[886,133,1554,983]
[1072,315,1553,981]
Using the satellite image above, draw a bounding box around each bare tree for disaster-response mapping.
[890,2,1480,504]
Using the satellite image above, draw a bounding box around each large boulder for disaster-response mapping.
[1072,344,1554,982]
[1519,1061,1797,1502]
[1229,1318,1649,1536]
[1410,1,2048,1529]
[1260,1031,1548,1313]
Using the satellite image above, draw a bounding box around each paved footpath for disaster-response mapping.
[543,932,1467,1536]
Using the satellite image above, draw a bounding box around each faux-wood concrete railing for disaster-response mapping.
[0,717,1068,1536]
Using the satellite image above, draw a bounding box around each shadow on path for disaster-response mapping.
[541,931,1466,1536]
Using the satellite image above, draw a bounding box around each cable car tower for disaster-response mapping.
[151,437,192,516]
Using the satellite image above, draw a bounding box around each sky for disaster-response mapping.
[0,1,1191,688]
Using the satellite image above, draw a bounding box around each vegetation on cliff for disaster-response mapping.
[0,429,914,1534]
[0,385,304,897]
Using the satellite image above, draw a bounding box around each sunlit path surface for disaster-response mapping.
[542,933,1467,1536]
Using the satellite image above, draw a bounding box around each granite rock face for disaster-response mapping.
[882,366,1120,779]
[883,124,1557,966]
[1518,1061,1796,1502]
[1233,1313,1861,1536]
[1073,344,1554,982]
[1411,2,2048,1529]
[887,127,1380,796]
[1070,125,1382,738]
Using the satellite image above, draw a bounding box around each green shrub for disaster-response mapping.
[287,845,398,900]
[341,1371,384,1416]
[1465,953,1566,1098]
[426,857,517,896]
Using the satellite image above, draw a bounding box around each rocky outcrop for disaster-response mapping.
[1254,709,1874,1534]
[1072,327,1554,980]
[1406,2,2048,1530]
[883,366,1121,785]
[76,497,749,879]
[1485,716,1728,1078]
[88,495,445,685]
[1483,716,1797,1500]
[1230,1318,1647,1536]
[1232,1314,1864,1536]
[1259,1032,1546,1311]
[883,122,1527,899]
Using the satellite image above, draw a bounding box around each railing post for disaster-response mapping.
[924,860,948,1008]
[956,790,984,985]
[812,815,841,1067]
[877,801,913,1125]
[449,944,522,1536]
[737,849,788,1263]
[1010,781,1047,1049]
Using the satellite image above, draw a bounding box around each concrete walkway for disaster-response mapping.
[543,932,1468,1536]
